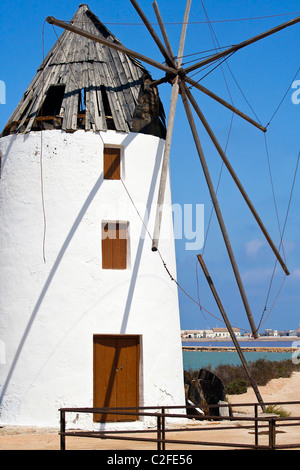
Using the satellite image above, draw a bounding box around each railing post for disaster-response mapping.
[268,417,276,450]
[157,413,161,451]
[161,407,166,451]
[254,404,258,449]
[60,410,66,451]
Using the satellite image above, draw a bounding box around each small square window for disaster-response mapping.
[102,221,128,269]
[103,147,121,180]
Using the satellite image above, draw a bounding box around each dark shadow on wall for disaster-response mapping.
[119,138,164,333]
[0,172,104,405]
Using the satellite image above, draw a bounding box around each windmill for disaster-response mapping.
[46,1,299,410]
[0,4,186,428]
[0,2,298,427]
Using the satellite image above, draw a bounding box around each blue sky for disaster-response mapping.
[1,0,299,334]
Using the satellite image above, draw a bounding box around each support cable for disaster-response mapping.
[258,148,300,328]
[265,64,300,128]
[259,134,287,315]
[59,10,300,27]
[40,20,47,263]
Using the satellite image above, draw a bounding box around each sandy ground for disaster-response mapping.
[1,371,300,451]
[227,370,300,417]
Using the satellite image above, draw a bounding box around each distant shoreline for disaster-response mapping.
[182,336,299,353]
[182,336,298,342]
[182,346,297,352]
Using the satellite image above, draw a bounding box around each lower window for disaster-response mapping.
[101,221,128,269]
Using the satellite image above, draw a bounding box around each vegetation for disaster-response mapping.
[225,379,248,395]
[208,359,300,395]
[265,405,291,417]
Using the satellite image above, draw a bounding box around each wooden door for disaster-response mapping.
[93,335,140,422]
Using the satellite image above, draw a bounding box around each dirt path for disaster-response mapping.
[1,372,300,450]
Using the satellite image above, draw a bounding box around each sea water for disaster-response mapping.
[182,340,296,371]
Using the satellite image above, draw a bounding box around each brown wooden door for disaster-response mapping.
[93,335,140,422]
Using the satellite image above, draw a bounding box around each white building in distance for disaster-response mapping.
[181,328,241,339]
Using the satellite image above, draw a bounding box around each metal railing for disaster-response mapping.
[59,401,300,450]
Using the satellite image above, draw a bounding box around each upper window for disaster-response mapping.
[103,147,121,180]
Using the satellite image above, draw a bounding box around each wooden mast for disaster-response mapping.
[197,254,266,412]
[151,0,192,252]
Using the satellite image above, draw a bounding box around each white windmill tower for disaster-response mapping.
[0,4,186,429]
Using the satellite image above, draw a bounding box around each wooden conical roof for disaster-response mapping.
[2,4,166,138]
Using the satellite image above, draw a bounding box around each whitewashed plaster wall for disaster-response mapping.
[0,129,185,429]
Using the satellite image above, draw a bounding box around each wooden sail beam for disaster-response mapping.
[152,0,192,251]
[149,73,266,132]
[184,84,290,276]
[184,76,266,133]
[183,14,300,75]
[129,0,177,69]
[179,81,259,339]
[197,254,266,412]
[45,16,177,76]
[152,0,176,63]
